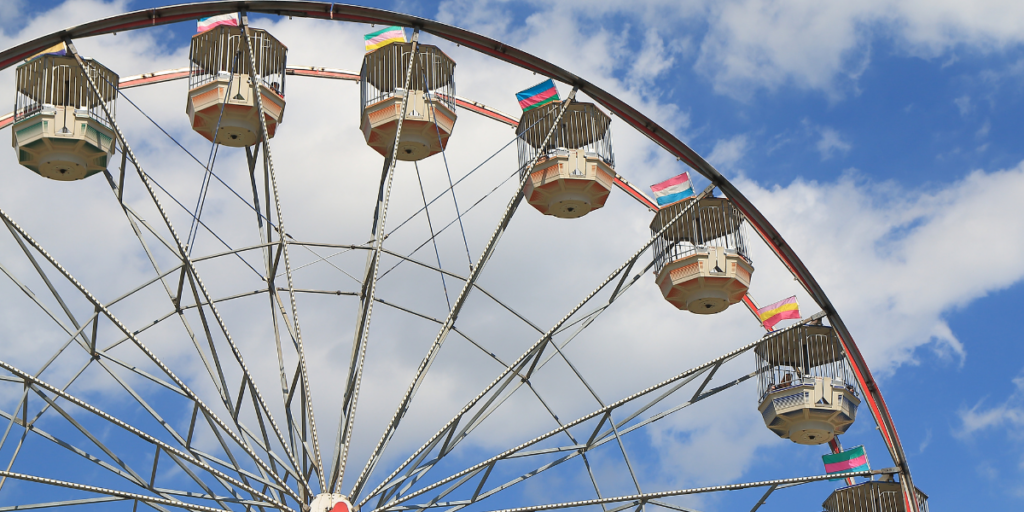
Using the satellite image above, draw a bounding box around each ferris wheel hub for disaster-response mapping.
[309,493,355,512]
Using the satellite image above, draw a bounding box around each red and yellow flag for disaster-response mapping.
[756,295,800,329]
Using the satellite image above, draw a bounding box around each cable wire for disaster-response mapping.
[414,161,452,310]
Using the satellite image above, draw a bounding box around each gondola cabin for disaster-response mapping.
[360,42,457,161]
[12,54,117,181]
[650,197,753,313]
[822,479,929,512]
[187,26,287,147]
[516,101,615,218]
[756,324,860,445]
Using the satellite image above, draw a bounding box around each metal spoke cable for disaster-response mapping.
[449,471,876,512]
[187,52,239,255]
[105,74,277,232]
[378,168,518,281]
[383,133,518,240]
[66,39,309,501]
[330,29,424,495]
[112,145,264,279]
[372,357,752,512]
[241,16,325,492]
[379,110,550,281]
[104,72,345,288]
[415,161,452,310]
[422,71,471,270]
[279,105,546,288]
[360,182,713,508]
[375,315,832,511]
[351,89,580,502]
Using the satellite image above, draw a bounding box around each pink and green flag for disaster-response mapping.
[822,445,869,481]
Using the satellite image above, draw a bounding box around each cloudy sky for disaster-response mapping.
[1,0,1023,511]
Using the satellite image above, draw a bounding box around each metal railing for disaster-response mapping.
[360,43,456,112]
[14,55,117,128]
[822,481,929,512]
[189,26,287,96]
[650,198,750,274]
[755,325,858,401]
[516,101,614,176]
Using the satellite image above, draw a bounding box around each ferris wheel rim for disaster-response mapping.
[0,1,918,510]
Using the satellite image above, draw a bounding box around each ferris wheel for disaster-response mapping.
[0,3,927,512]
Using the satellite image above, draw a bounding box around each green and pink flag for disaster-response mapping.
[823,445,869,481]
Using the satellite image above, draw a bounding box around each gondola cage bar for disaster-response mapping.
[12,53,118,180]
[755,324,861,445]
[822,479,929,512]
[187,25,287,147]
[360,41,457,161]
[650,197,753,313]
[515,100,616,218]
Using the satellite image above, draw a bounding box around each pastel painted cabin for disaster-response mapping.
[822,480,929,512]
[360,42,457,161]
[516,100,615,219]
[650,197,753,313]
[755,324,861,445]
[187,26,287,147]
[12,54,117,181]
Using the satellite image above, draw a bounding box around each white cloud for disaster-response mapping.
[958,370,1024,438]
[707,134,748,171]
[955,95,973,116]
[0,0,24,32]
[697,0,1024,97]
[2,1,1024,508]
[815,126,852,160]
[434,0,1024,98]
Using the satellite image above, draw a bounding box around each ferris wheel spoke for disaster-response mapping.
[0,468,292,512]
[0,406,147,488]
[377,167,519,283]
[328,28,426,495]
[522,382,611,512]
[0,362,295,511]
[25,386,188,507]
[240,15,325,491]
[359,181,712,507]
[351,87,581,501]
[0,199,304,505]
[64,39,315,502]
[370,330,755,512]
[2,221,96,351]
[244,143,308,478]
[540,342,644,502]
[0,496,130,511]
[458,471,875,512]
[378,249,546,336]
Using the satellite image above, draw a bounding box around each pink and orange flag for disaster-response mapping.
[756,295,800,329]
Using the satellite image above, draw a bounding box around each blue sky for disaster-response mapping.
[1,1,1024,511]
